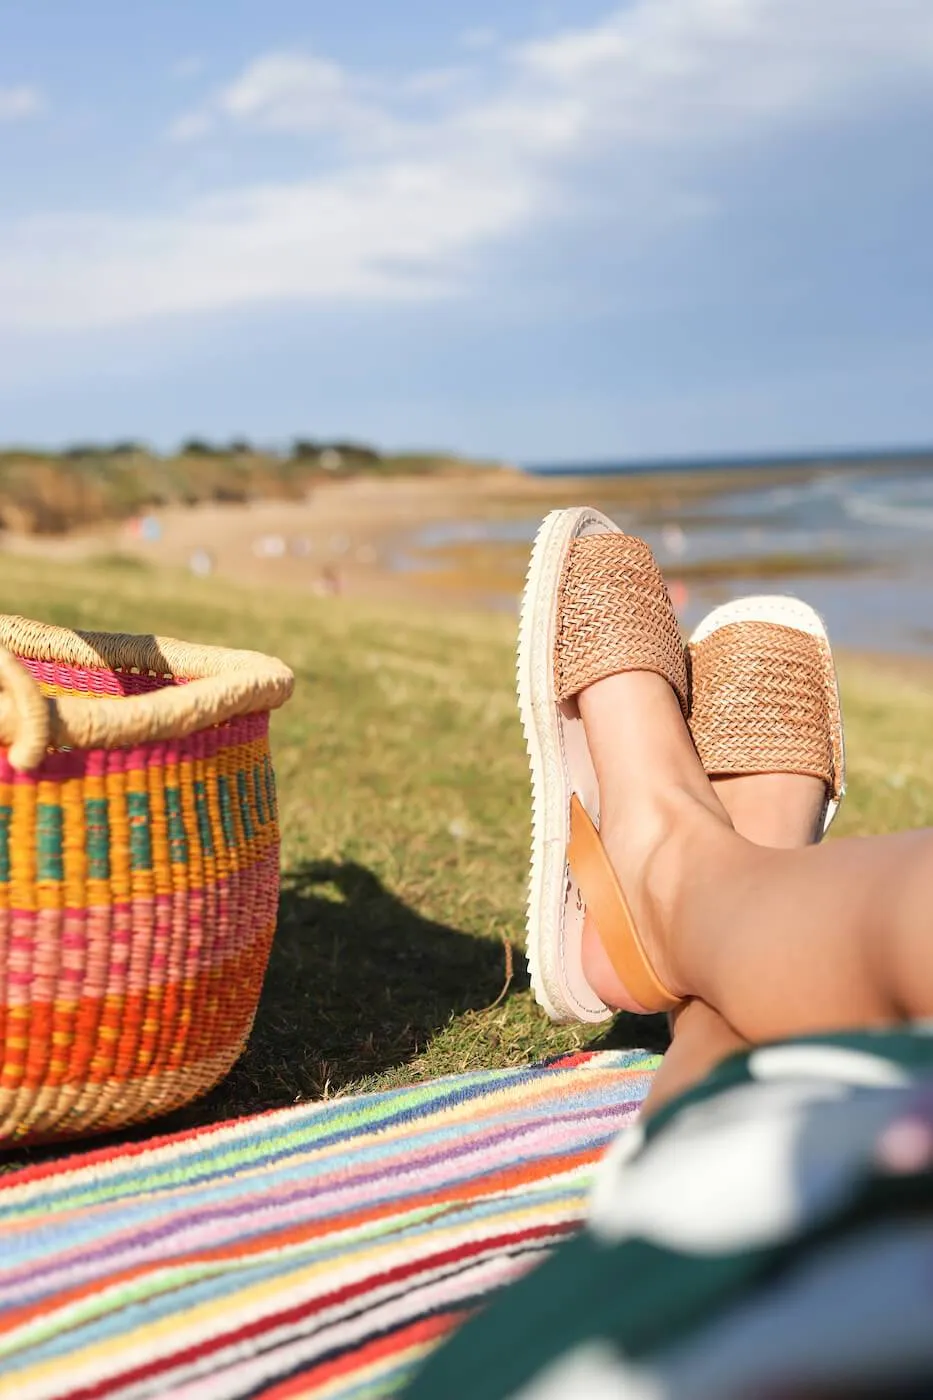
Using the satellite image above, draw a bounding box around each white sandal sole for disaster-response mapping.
[517,508,617,1024]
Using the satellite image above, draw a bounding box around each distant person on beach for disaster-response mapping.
[188,547,213,577]
[406,507,933,1398]
[314,565,341,596]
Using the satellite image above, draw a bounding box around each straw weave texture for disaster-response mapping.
[0,616,293,760]
[688,621,839,790]
[553,534,688,711]
[0,617,293,1144]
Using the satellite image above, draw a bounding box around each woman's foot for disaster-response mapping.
[519,507,699,1022]
[520,513,848,1026]
[576,671,831,1012]
[576,668,733,1010]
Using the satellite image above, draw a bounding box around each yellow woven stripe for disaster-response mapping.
[43,850,271,911]
[147,756,174,900]
[178,757,205,892]
[36,780,63,912]
[126,765,154,904]
[203,757,227,885]
[106,769,131,904]
[0,736,274,908]
[62,770,87,910]
[0,773,11,913]
[10,780,37,914]
[33,683,129,699]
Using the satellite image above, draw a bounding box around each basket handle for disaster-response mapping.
[0,647,51,772]
[0,622,294,772]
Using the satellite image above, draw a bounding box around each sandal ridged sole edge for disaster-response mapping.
[516,508,613,1024]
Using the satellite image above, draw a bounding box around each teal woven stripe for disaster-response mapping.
[217,775,237,849]
[36,804,64,883]
[263,755,276,818]
[126,790,152,872]
[236,770,255,841]
[193,780,215,857]
[85,797,109,881]
[0,803,10,883]
[252,763,267,826]
[165,788,188,865]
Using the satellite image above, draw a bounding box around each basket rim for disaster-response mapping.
[0,615,294,770]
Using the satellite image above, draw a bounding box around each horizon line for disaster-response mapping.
[522,443,933,475]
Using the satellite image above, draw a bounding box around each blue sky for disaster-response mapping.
[1,0,932,462]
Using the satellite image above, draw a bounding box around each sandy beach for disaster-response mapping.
[0,460,870,602]
[3,461,932,654]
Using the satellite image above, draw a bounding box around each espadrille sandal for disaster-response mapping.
[688,595,846,835]
[517,507,688,1024]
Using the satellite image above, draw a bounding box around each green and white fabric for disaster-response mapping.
[405,1025,933,1399]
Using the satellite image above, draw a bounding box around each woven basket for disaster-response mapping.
[0,615,294,1145]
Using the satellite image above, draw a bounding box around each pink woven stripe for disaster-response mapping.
[0,846,279,1004]
[0,711,270,783]
[17,657,186,697]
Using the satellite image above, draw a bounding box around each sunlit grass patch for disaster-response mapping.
[2,549,930,1166]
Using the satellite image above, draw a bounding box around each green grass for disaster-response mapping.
[3,551,933,1167]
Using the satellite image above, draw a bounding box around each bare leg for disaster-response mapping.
[643,1000,747,1114]
[641,767,826,1115]
[577,670,933,1045]
[712,771,826,850]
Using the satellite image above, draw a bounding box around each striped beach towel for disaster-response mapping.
[0,1048,656,1399]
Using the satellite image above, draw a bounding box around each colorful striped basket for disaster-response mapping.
[0,615,294,1146]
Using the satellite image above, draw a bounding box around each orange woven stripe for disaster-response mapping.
[1,917,274,1089]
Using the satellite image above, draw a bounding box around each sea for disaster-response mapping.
[409,453,933,655]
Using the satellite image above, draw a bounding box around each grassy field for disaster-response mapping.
[4,549,933,1167]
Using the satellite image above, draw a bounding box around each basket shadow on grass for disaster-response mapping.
[222,857,520,1109]
[3,859,519,1168]
[175,861,667,1121]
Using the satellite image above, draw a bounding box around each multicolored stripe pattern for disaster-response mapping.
[0,657,281,1145]
[0,1048,657,1399]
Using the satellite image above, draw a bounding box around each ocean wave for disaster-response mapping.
[757,472,853,513]
[844,492,933,530]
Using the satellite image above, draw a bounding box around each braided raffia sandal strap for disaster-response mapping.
[554,534,688,713]
[689,620,842,799]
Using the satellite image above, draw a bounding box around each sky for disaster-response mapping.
[1,0,932,463]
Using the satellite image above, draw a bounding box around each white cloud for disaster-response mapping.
[3,0,933,331]
[0,165,533,329]
[220,52,363,131]
[460,27,499,51]
[171,55,204,81]
[172,51,396,146]
[404,66,471,97]
[168,109,214,143]
[0,85,45,122]
[514,0,933,148]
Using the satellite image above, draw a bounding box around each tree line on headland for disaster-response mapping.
[0,439,479,534]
